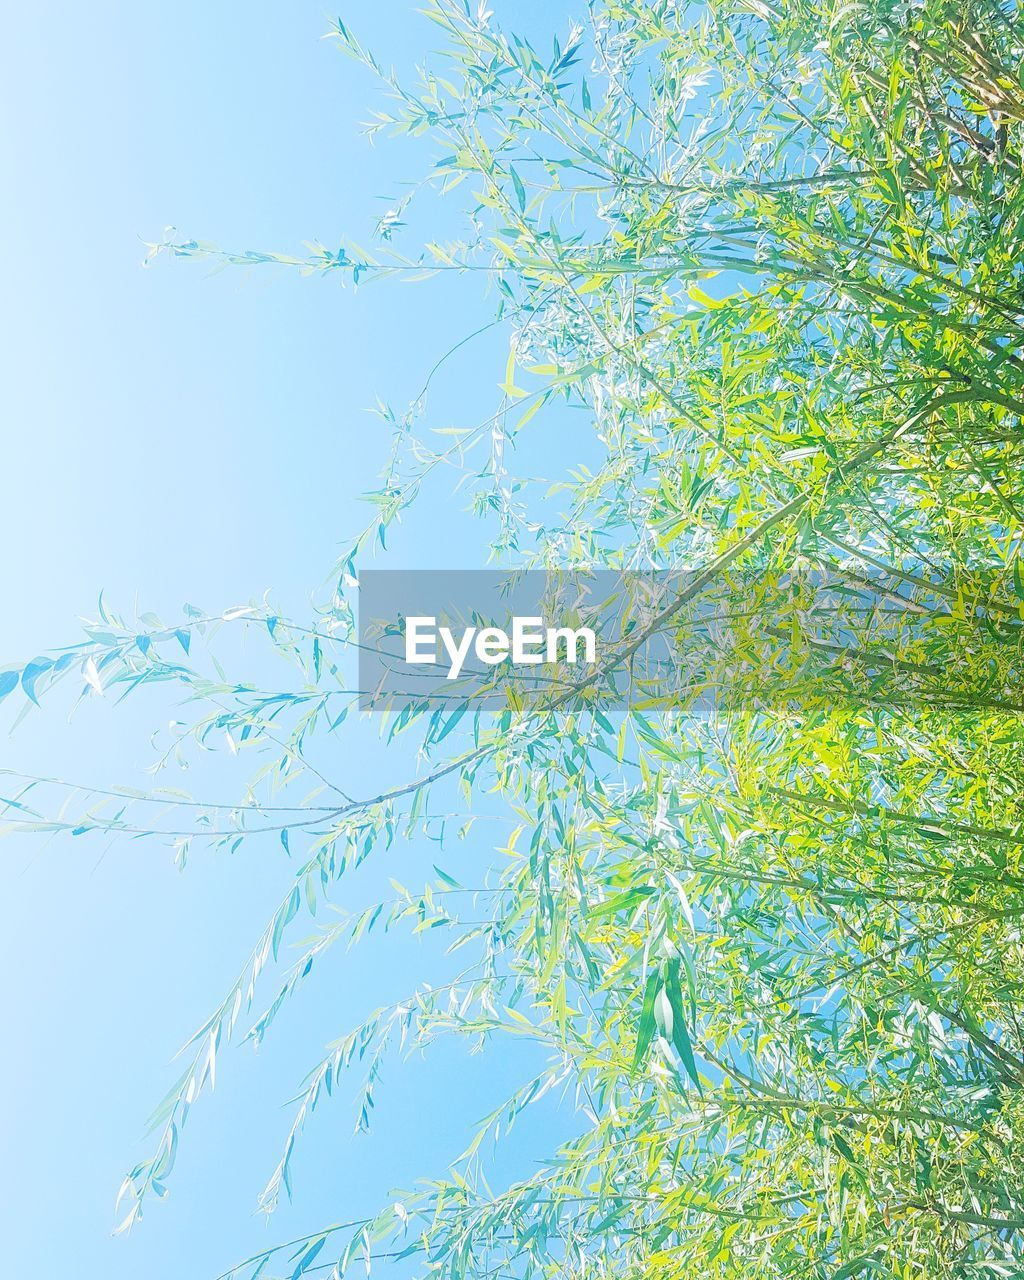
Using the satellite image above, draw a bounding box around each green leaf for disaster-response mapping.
[831,1257,884,1279]
[510,166,526,211]
[665,959,701,1090]
[632,971,660,1071]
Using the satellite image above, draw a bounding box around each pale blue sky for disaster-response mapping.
[0,4,579,1276]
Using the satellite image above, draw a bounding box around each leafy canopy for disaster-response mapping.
[7,0,1024,1277]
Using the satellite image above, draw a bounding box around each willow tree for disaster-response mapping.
[7,0,1024,1276]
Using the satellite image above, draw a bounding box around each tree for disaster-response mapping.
[7,0,1024,1275]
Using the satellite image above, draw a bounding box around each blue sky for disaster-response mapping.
[0,4,579,1276]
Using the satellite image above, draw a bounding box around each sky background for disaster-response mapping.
[0,4,579,1276]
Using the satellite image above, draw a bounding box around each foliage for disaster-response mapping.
[8,0,1024,1276]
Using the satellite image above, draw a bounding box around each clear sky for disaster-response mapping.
[0,4,578,1276]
